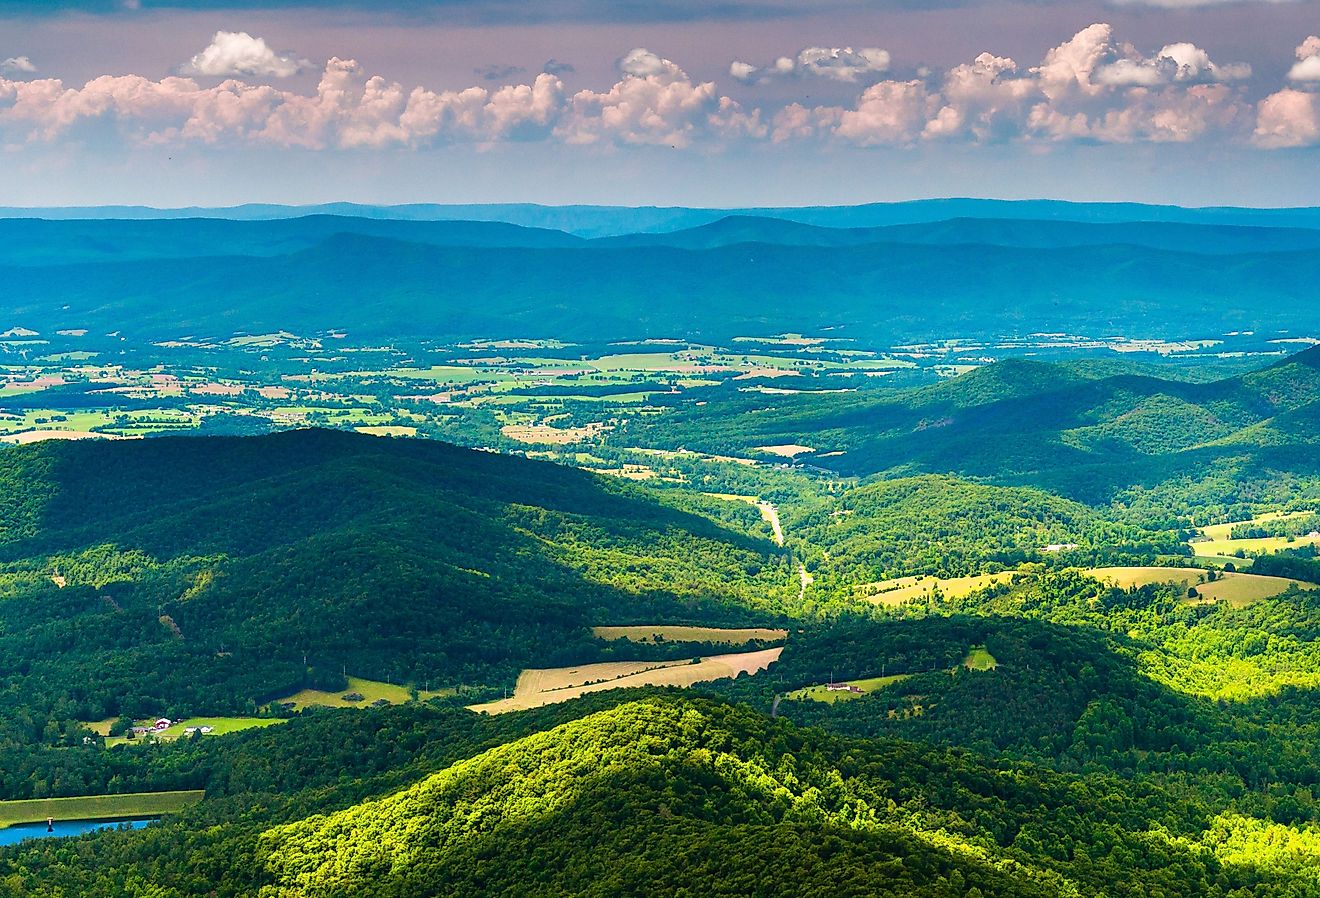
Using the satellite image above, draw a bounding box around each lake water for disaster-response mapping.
[0,817,157,847]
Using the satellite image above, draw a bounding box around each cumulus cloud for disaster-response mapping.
[731,46,890,84]
[542,59,575,75]
[1,56,36,75]
[558,48,744,147]
[0,48,748,151]
[805,23,1253,147]
[1094,41,1251,85]
[0,28,1311,155]
[1254,88,1319,147]
[1288,36,1320,83]
[181,31,310,79]
[616,48,684,79]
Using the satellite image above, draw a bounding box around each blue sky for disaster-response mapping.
[1,0,1319,207]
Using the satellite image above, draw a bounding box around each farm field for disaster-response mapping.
[469,647,783,714]
[1190,511,1320,556]
[1085,566,1207,589]
[1190,533,1320,557]
[1197,511,1315,541]
[754,443,816,458]
[788,645,998,704]
[858,572,1022,607]
[1194,573,1318,607]
[592,625,788,644]
[275,676,451,711]
[1083,566,1316,606]
[100,716,286,747]
[354,425,418,437]
[501,423,608,445]
[786,673,913,704]
[0,791,204,828]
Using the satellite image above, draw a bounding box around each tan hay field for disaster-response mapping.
[754,444,816,457]
[858,572,1019,607]
[1084,567,1315,608]
[469,647,783,714]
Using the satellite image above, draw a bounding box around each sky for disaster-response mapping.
[1,0,1319,208]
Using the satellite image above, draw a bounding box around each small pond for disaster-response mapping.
[0,817,157,847]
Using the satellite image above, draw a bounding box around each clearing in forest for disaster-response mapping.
[1084,567,1316,607]
[857,572,1020,607]
[1190,511,1320,556]
[790,644,999,704]
[786,673,913,704]
[468,647,783,715]
[1191,533,1320,557]
[592,625,788,644]
[0,791,204,828]
[754,444,816,457]
[1196,511,1314,541]
[276,676,451,711]
[102,716,285,747]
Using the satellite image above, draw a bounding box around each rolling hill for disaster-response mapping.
[254,697,1320,898]
[0,429,793,724]
[620,345,1320,511]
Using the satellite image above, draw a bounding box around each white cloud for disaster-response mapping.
[1,56,36,75]
[1255,87,1320,147]
[1095,42,1250,85]
[1252,38,1320,147]
[1251,86,1314,146]
[835,80,932,145]
[0,29,1310,155]
[559,49,721,147]
[820,24,1252,147]
[1288,36,1320,83]
[0,49,743,152]
[731,46,890,84]
[924,52,1035,142]
[616,48,684,80]
[181,31,310,79]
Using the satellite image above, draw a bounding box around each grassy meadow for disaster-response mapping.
[0,791,204,828]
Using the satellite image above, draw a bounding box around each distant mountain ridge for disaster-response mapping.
[7,213,1320,268]
[5,230,1320,344]
[7,197,1320,237]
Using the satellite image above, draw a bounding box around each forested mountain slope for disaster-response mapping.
[255,697,1320,898]
[5,693,1314,898]
[621,346,1320,511]
[0,430,792,724]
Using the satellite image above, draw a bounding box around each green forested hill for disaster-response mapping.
[0,430,792,725]
[251,698,1320,898]
[10,692,1311,898]
[790,475,1097,581]
[621,346,1320,515]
